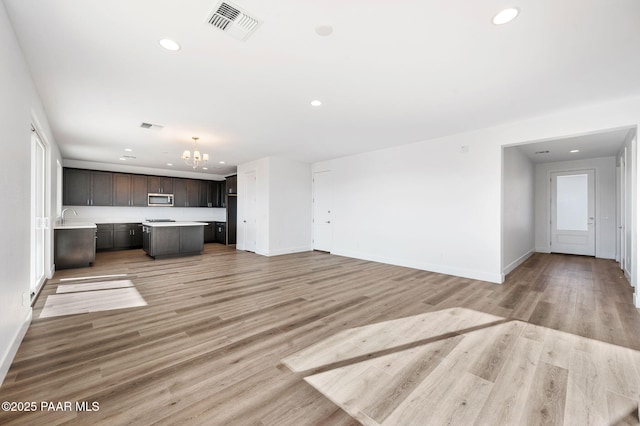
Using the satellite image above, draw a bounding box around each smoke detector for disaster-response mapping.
[206,1,261,41]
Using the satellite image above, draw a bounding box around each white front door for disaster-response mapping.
[32,131,47,294]
[243,171,257,252]
[313,171,332,252]
[550,169,595,256]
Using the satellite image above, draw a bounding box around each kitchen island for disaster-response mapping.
[142,221,205,259]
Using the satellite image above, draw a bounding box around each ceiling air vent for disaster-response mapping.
[140,122,164,130]
[206,1,261,41]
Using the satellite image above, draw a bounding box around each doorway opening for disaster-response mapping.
[501,126,636,303]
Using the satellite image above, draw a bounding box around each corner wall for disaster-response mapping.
[267,157,312,255]
[237,157,311,256]
[502,147,535,276]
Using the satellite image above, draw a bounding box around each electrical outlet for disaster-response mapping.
[460,145,469,153]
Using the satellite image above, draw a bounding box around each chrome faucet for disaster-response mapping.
[61,208,78,224]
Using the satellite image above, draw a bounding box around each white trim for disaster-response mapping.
[535,246,551,254]
[331,249,503,284]
[265,246,313,257]
[634,291,639,308]
[0,309,32,387]
[502,249,535,276]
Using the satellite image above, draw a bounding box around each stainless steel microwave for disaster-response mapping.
[148,193,174,206]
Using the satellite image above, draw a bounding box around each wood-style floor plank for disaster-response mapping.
[0,247,638,425]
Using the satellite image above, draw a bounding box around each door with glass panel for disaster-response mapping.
[550,170,595,256]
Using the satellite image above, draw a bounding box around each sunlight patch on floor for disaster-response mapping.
[283,308,640,426]
[40,280,146,318]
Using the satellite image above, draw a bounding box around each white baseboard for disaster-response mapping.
[251,246,313,257]
[266,246,313,257]
[502,249,535,278]
[634,291,640,308]
[0,309,32,387]
[330,249,503,284]
[535,247,551,253]
[596,252,616,260]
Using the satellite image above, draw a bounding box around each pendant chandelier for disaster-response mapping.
[182,137,209,169]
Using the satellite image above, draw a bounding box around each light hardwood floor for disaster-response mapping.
[0,246,639,425]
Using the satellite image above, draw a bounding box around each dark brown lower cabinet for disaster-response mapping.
[96,224,114,250]
[214,222,226,244]
[143,225,204,258]
[98,223,142,250]
[55,228,96,269]
[203,222,215,243]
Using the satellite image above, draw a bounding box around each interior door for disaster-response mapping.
[32,131,47,294]
[313,171,332,252]
[550,169,595,256]
[243,171,257,252]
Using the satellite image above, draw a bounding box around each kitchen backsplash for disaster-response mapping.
[61,206,226,224]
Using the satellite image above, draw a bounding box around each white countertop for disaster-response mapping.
[54,222,97,229]
[142,221,207,227]
[61,219,225,224]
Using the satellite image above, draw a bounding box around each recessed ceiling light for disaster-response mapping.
[159,38,181,51]
[570,149,580,153]
[219,161,225,164]
[492,8,519,25]
[166,163,173,166]
[124,148,132,152]
[310,100,322,107]
[202,167,208,170]
[119,157,127,161]
[315,25,333,36]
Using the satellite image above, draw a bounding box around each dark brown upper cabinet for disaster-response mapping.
[148,176,174,194]
[64,168,113,206]
[113,173,148,206]
[173,178,200,207]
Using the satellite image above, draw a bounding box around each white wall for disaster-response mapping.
[267,157,312,255]
[237,157,312,256]
[328,140,502,283]
[314,96,640,285]
[502,147,535,275]
[534,157,617,259]
[0,2,62,385]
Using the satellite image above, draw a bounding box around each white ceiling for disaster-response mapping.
[4,0,640,176]
[515,127,633,164]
